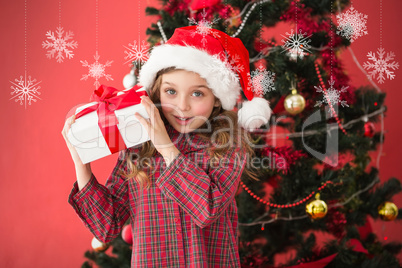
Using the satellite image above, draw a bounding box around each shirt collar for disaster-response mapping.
[165,124,210,154]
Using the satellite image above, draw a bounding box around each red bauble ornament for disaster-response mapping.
[364,122,375,137]
[122,224,133,244]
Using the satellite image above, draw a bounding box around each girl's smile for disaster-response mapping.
[173,115,194,125]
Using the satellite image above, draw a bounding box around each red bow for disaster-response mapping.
[75,84,147,154]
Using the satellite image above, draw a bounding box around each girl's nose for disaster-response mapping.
[177,96,190,111]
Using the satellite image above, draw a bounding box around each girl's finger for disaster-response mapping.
[140,97,152,123]
[141,96,159,126]
[70,114,76,125]
[135,112,151,134]
[62,115,75,139]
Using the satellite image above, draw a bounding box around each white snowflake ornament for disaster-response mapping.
[363,47,399,84]
[188,9,220,47]
[251,67,275,96]
[224,53,245,74]
[123,40,150,67]
[42,27,78,63]
[336,6,368,43]
[206,52,244,88]
[315,77,349,116]
[281,28,312,61]
[10,73,42,109]
[81,51,113,89]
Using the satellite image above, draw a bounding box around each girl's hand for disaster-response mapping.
[62,114,92,190]
[135,96,179,165]
[61,114,86,166]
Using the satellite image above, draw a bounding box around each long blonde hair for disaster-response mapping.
[120,67,257,188]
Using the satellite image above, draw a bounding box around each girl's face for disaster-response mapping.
[159,69,219,133]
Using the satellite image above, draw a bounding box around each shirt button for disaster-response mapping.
[176,230,181,234]
[175,218,179,223]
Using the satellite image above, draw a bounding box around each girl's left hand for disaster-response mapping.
[135,96,179,164]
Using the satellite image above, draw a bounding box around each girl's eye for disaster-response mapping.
[192,91,203,97]
[165,88,176,95]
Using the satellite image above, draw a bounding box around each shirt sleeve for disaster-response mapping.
[68,151,131,243]
[155,146,247,229]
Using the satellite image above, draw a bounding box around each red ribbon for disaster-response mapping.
[75,84,147,155]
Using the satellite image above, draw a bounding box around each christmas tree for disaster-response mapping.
[82,0,402,267]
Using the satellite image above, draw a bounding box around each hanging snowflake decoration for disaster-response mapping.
[205,52,245,88]
[336,6,368,43]
[224,53,245,74]
[281,28,312,61]
[251,67,275,96]
[10,73,42,109]
[42,27,78,63]
[123,40,150,67]
[363,47,399,84]
[188,9,220,47]
[81,51,113,89]
[314,77,349,116]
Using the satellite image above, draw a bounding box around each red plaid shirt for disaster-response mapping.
[69,125,247,267]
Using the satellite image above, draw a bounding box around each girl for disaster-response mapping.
[62,26,271,267]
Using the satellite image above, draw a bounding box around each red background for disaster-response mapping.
[0,0,401,267]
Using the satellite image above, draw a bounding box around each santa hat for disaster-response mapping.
[139,26,272,131]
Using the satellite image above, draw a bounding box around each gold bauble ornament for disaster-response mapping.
[306,193,328,219]
[378,202,398,221]
[284,89,306,115]
[91,237,109,252]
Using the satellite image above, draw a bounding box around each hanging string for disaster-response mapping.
[330,1,333,74]
[295,0,298,30]
[59,0,62,27]
[380,0,382,49]
[24,0,27,74]
[138,0,141,44]
[224,0,227,58]
[95,0,98,52]
[259,0,262,56]
[315,61,348,135]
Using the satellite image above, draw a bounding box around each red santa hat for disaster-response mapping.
[139,26,272,131]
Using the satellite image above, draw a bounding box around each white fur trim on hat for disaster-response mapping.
[139,44,241,111]
[238,97,272,131]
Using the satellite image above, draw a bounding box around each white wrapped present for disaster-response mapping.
[67,85,150,164]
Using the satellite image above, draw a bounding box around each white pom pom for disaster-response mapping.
[238,97,272,131]
[123,70,137,89]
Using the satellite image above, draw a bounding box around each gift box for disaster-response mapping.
[67,84,150,164]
